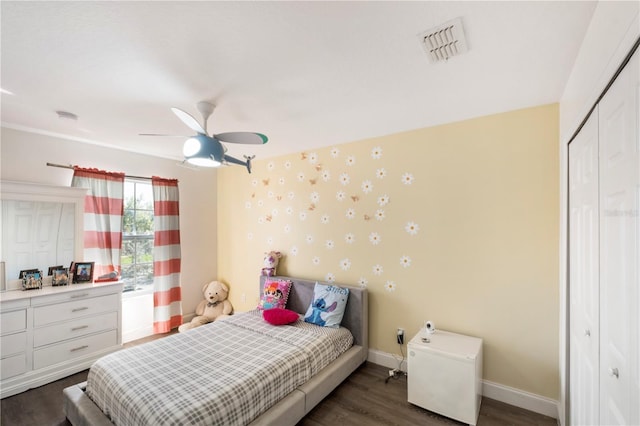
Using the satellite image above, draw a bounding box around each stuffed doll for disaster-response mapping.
[261,251,282,277]
[178,281,233,332]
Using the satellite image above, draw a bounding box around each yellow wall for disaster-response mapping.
[218,104,559,399]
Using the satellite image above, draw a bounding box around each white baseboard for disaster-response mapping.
[482,379,559,419]
[367,348,559,420]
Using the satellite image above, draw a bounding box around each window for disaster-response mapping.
[121,179,154,293]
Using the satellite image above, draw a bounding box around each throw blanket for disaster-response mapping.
[86,310,353,425]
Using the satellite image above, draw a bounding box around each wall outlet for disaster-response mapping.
[397,327,405,345]
[241,293,247,303]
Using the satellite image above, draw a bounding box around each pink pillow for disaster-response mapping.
[257,279,292,310]
[263,308,299,325]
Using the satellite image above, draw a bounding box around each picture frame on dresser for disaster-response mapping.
[73,262,94,283]
[21,271,43,291]
[52,268,70,286]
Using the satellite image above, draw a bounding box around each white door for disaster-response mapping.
[569,110,600,426]
[598,49,639,426]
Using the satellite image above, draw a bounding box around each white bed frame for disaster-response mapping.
[63,276,369,426]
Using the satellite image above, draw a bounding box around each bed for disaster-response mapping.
[63,275,369,425]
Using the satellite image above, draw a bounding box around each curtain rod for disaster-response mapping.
[46,162,152,181]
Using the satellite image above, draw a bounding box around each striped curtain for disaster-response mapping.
[152,177,182,333]
[71,167,125,277]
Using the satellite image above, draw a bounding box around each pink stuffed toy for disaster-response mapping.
[261,251,282,277]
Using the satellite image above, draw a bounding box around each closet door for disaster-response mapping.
[598,48,639,426]
[569,111,600,426]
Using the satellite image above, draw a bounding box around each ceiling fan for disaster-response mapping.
[141,101,267,173]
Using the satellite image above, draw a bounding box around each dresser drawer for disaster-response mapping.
[1,332,27,357]
[34,311,118,348]
[1,310,27,335]
[33,294,119,327]
[33,329,118,370]
[0,353,27,380]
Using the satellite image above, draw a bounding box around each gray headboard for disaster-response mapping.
[259,275,368,349]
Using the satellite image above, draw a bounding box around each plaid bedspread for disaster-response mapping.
[86,310,353,425]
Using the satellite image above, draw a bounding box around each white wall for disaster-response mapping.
[0,127,218,322]
[557,2,639,424]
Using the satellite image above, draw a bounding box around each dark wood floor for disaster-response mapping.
[1,334,557,426]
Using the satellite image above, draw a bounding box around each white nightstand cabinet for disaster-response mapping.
[407,330,483,425]
[0,282,122,398]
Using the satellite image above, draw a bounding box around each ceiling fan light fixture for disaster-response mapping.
[183,134,223,168]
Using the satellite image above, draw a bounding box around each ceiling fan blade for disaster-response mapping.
[214,132,268,145]
[139,133,191,137]
[171,107,207,135]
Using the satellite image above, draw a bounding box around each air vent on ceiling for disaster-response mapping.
[419,17,468,63]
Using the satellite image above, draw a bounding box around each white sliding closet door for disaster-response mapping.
[569,111,600,426]
[569,48,639,426]
[598,48,639,426]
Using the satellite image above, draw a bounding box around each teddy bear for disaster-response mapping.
[178,280,233,332]
[261,251,282,277]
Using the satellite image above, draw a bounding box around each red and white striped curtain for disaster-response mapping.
[152,177,182,333]
[71,167,125,278]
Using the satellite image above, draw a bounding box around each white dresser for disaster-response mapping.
[0,282,122,398]
[408,330,483,425]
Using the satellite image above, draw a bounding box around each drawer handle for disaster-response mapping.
[609,367,619,379]
[70,293,89,299]
[70,345,89,352]
[72,307,89,313]
[71,325,89,331]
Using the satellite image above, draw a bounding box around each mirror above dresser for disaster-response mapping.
[1,181,87,291]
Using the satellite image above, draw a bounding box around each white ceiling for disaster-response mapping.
[1,1,597,163]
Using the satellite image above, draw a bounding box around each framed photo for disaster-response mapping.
[52,268,69,286]
[48,265,64,276]
[73,262,94,283]
[22,270,43,290]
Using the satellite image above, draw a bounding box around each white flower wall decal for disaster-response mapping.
[361,180,373,193]
[340,258,351,270]
[405,222,420,235]
[373,264,384,275]
[336,191,346,201]
[325,273,335,283]
[346,156,356,166]
[371,146,383,159]
[358,277,368,288]
[400,255,412,268]
[330,147,340,158]
[325,240,334,249]
[369,232,381,245]
[401,172,415,185]
[320,214,330,224]
[385,281,396,292]
[377,195,390,206]
[339,173,351,186]
[345,233,355,244]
